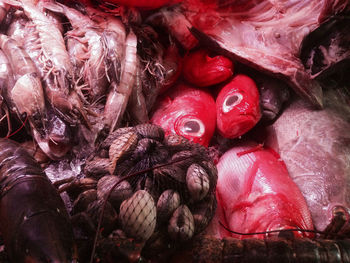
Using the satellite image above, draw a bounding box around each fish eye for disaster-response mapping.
[183,120,201,133]
[178,118,205,137]
[223,92,243,113]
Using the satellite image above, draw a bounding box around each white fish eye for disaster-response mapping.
[179,118,205,137]
[184,120,201,133]
[223,92,243,113]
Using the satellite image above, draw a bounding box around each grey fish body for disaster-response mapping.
[266,92,350,231]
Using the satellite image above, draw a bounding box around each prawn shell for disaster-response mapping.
[119,190,156,241]
[11,72,45,115]
[168,205,195,241]
[108,131,138,174]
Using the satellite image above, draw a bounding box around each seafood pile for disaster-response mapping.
[0,0,350,262]
[59,124,218,261]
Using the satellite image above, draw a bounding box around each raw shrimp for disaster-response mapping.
[5,0,87,123]
[43,2,109,101]
[0,34,73,159]
[0,34,46,134]
[103,30,137,133]
[5,11,28,46]
[127,59,149,124]
[0,48,13,136]
[0,1,9,24]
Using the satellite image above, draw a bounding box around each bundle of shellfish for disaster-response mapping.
[58,124,217,261]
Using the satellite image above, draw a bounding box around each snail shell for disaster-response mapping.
[168,205,195,241]
[119,190,157,241]
[186,163,210,201]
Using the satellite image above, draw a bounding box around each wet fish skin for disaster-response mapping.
[266,92,350,231]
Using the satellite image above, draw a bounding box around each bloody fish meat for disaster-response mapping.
[151,83,216,146]
[216,74,261,139]
[209,142,314,239]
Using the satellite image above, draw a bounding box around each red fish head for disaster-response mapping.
[151,84,216,146]
[183,49,233,87]
[216,74,261,138]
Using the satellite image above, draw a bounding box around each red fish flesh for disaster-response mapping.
[210,142,314,239]
[182,49,233,87]
[216,74,261,138]
[151,83,216,146]
[154,0,350,107]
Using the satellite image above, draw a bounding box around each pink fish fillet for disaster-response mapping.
[213,142,314,239]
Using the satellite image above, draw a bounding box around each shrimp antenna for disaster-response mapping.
[5,113,28,139]
[89,155,193,263]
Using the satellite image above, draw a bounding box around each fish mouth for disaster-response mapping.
[218,114,257,138]
[261,103,279,121]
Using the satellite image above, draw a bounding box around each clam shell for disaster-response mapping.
[186,163,210,201]
[101,127,136,150]
[157,190,181,222]
[72,189,97,214]
[119,190,156,241]
[190,194,217,233]
[84,157,110,178]
[168,205,194,241]
[97,176,133,206]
